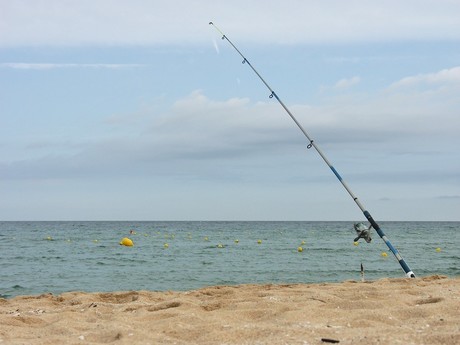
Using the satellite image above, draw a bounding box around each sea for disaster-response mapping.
[1,221,459,299]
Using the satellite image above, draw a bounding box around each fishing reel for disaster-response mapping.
[353,222,373,243]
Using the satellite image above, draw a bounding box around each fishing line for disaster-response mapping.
[209,21,415,278]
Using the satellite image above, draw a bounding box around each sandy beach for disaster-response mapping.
[1,275,458,345]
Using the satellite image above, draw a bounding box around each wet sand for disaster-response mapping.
[0,275,458,344]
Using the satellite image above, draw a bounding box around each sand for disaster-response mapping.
[0,275,459,345]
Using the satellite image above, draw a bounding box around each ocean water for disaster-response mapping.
[0,221,458,298]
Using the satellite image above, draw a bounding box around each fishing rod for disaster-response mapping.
[209,22,415,278]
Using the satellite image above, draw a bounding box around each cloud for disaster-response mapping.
[2,73,459,184]
[2,0,460,46]
[334,76,361,89]
[0,63,145,70]
[390,66,460,88]
[437,195,460,200]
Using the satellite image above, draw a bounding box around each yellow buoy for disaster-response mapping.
[119,237,134,246]
[353,241,359,246]
[297,246,303,252]
[234,239,239,244]
[204,236,209,241]
[257,240,262,244]
[164,243,169,248]
[435,247,441,252]
[301,240,306,245]
[217,243,224,248]
[381,252,388,257]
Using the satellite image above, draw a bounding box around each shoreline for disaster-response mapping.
[1,275,459,344]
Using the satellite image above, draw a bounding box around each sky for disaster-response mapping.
[1,0,459,221]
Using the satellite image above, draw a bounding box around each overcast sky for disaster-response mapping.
[1,0,459,221]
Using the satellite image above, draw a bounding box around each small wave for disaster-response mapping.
[0,285,26,299]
